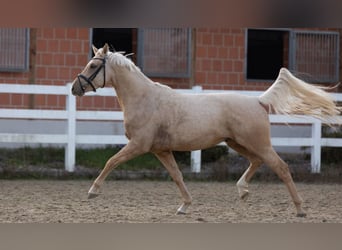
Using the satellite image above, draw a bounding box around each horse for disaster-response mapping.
[71,43,341,217]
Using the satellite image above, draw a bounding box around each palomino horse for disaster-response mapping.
[71,44,341,217]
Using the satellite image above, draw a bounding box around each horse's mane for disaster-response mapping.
[107,52,139,72]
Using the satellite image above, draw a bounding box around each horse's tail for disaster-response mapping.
[258,67,342,125]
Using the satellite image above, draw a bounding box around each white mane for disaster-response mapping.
[107,52,139,72]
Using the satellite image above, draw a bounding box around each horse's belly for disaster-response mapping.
[170,133,227,151]
[150,129,226,152]
[172,142,224,151]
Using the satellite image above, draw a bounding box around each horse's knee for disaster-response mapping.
[273,162,293,183]
[262,151,292,182]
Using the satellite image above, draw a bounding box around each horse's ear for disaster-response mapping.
[92,45,98,54]
[103,43,109,54]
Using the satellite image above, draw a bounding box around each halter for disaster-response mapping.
[77,57,106,93]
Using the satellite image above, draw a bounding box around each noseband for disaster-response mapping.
[77,57,106,93]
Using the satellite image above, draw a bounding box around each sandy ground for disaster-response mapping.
[0,180,341,223]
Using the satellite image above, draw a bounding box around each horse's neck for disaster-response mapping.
[112,68,154,111]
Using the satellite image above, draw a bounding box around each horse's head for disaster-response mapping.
[71,43,109,96]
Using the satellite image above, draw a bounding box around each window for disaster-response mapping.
[246,28,339,83]
[290,30,339,83]
[0,28,29,72]
[137,28,192,78]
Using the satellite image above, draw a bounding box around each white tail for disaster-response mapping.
[259,68,342,124]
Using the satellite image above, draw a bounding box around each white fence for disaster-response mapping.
[0,83,341,173]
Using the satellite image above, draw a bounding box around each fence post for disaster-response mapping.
[191,150,201,173]
[311,119,322,173]
[65,83,76,172]
[190,85,203,173]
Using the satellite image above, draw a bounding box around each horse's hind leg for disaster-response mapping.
[154,151,192,215]
[226,139,262,199]
[260,148,306,217]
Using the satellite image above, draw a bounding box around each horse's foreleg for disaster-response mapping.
[236,159,262,199]
[154,151,192,215]
[88,142,144,199]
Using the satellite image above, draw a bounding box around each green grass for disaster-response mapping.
[76,146,163,170]
[0,147,65,168]
[1,145,341,182]
[1,143,340,172]
[0,145,229,170]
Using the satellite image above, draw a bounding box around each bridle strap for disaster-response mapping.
[77,57,106,93]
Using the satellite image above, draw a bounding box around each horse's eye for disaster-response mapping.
[90,63,97,69]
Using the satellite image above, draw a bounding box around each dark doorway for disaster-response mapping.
[246,29,288,80]
[92,28,134,56]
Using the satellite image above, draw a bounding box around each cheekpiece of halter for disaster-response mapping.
[77,57,106,93]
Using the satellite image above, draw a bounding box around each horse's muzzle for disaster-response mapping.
[71,80,84,97]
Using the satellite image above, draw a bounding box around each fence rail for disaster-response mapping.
[0,83,341,173]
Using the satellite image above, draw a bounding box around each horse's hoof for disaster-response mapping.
[239,189,249,201]
[296,212,307,218]
[176,203,190,215]
[240,191,249,200]
[88,193,99,199]
[88,184,100,199]
[176,210,186,215]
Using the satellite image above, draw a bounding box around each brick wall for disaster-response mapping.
[0,28,121,111]
[195,28,271,91]
[0,28,90,109]
[138,28,273,91]
[0,28,340,112]
[35,28,89,85]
